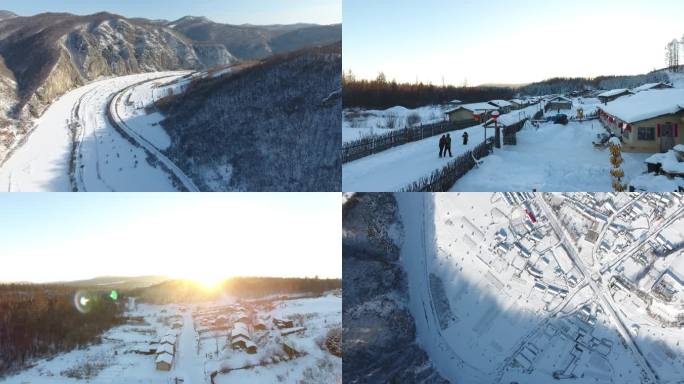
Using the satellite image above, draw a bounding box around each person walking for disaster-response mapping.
[438,135,446,158]
[445,133,452,157]
[462,131,469,146]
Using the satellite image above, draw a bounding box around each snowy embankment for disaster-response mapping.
[451,120,650,191]
[395,193,491,383]
[343,105,451,143]
[0,72,187,191]
[110,75,200,192]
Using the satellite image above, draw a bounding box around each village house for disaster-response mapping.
[445,102,499,124]
[155,352,173,371]
[598,88,633,104]
[598,89,684,153]
[508,99,526,110]
[545,96,573,112]
[488,99,513,113]
[273,318,294,329]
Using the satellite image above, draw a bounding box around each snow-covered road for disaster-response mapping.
[343,123,494,191]
[174,310,206,383]
[0,72,190,191]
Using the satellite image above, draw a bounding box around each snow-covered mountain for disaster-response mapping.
[0,10,16,21]
[0,11,235,118]
[156,44,342,191]
[167,16,342,60]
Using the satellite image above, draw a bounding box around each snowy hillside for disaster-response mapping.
[156,45,341,191]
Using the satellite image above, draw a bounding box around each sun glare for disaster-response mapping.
[192,275,225,290]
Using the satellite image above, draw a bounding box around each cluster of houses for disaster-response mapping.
[155,331,178,371]
[445,98,541,124]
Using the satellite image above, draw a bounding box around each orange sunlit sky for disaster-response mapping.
[0,193,340,284]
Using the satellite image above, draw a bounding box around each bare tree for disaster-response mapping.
[673,39,681,72]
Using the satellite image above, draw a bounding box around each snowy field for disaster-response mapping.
[0,72,190,192]
[342,105,450,143]
[395,192,684,384]
[2,293,341,384]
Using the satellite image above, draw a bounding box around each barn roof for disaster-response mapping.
[597,88,632,98]
[157,343,174,355]
[599,89,684,123]
[446,102,499,114]
[548,96,573,103]
[489,99,513,108]
[632,82,673,92]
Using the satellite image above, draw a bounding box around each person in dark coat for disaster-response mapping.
[438,135,446,158]
[462,131,469,145]
[445,134,452,157]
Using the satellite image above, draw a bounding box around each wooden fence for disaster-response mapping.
[401,138,495,192]
[342,120,478,163]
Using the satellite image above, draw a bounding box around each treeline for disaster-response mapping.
[134,277,342,304]
[342,71,514,109]
[518,72,669,96]
[224,277,342,298]
[0,284,124,376]
[344,69,671,109]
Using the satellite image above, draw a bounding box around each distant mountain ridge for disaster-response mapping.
[0,10,340,119]
[167,15,341,60]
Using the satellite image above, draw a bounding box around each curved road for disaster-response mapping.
[108,78,199,192]
[0,72,191,191]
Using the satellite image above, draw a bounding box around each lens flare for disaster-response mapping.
[73,290,93,314]
[110,290,118,301]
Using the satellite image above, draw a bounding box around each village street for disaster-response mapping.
[174,310,206,383]
[451,120,651,191]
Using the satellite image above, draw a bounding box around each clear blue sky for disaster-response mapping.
[0,193,341,283]
[344,0,684,85]
[1,0,341,25]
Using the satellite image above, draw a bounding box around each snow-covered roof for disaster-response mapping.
[157,343,174,355]
[155,352,173,365]
[599,89,684,123]
[448,99,462,104]
[547,96,573,103]
[509,98,525,105]
[231,326,250,339]
[231,335,250,344]
[446,102,499,114]
[632,82,673,92]
[489,100,513,108]
[160,334,176,344]
[597,88,632,98]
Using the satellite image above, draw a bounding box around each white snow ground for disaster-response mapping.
[451,121,650,191]
[0,71,191,192]
[342,105,451,143]
[2,293,341,384]
[395,193,684,384]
